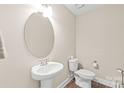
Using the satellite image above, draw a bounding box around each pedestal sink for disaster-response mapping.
[31,62,64,88]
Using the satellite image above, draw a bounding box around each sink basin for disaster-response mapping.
[31,62,64,88]
[32,62,64,80]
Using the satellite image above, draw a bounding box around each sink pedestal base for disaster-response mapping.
[40,78,53,88]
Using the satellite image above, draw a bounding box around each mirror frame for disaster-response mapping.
[24,13,54,58]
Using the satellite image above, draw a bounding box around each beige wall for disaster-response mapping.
[1,4,123,87]
[76,5,124,81]
[0,4,75,87]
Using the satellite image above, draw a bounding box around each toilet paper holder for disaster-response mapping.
[92,60,99,69]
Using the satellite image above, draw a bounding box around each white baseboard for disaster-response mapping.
[57,76,74,88]
[94,77,116,88]
[57,75,116,88]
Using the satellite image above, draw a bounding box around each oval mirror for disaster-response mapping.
[24,13,54,58]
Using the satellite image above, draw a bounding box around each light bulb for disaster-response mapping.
[32,4,52,17]
[32,3,41,10]
[42,6,52,17]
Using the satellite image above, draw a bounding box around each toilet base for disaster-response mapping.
[75,75,91,88]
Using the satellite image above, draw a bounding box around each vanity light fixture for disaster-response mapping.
[75,4,85,9]
[33,4,52,17]
[42,5,52,17]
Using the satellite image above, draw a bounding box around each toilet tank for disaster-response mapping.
[68,58,78,72]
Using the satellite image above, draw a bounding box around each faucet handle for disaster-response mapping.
[40,58,48,66]
[39,57,52,63]
[44,57,53,62]
[40,57,48,61]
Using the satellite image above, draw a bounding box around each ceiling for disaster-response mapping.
[64,4,103,16]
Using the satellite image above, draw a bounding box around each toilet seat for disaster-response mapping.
[75,69,95,80]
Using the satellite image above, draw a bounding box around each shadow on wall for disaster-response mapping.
[0,31,6,59]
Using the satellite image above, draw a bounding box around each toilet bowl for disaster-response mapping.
[68,56,95,88]
[74,69,95,88]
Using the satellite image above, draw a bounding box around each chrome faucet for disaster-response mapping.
[40,58,48,66]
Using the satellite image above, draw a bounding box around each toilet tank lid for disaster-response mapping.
[75,69,95,77]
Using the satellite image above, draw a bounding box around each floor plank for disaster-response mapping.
[65,79,111,88]
[65,79,80,88]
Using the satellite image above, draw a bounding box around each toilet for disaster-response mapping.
[68,57,95,88]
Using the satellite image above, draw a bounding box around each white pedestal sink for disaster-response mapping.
[31,62,64,88]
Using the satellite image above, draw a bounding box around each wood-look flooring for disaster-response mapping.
[65,79,80,88]
[65,79,111,88]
